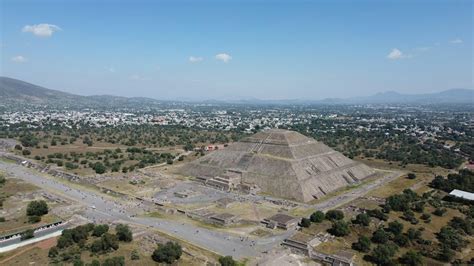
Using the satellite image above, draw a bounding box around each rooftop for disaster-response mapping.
[265,213,298,224]
[449,189,474,201]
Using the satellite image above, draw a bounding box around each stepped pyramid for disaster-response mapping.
[178,129,375,202]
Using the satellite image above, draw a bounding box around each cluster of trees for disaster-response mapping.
[28,145,177,174]
[293,120,466,169]
[6,123,236,152]
[26,200,48,223]
[50,223,133,265]
[350,186,473,264]
[430,169,474,193]
[352,217,428,264]
[300,210,351,237]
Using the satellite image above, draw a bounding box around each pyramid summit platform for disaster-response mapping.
[178,129,375,202]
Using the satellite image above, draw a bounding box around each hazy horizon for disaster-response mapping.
[1,0,472,101]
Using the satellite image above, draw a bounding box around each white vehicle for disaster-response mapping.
[91,205,96,209]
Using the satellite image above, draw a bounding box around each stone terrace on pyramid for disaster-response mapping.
[178,129,375,202]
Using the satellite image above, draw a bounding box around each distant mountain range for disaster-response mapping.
[0,76,472,108]
[0,77,163,108]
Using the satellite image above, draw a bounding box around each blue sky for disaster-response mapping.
[1,0,472,100]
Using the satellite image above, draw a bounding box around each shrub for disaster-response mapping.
[219,256,238,266]
[131,249,140,260]
[433,207,447,217]
[407,173,416,179]
[399,251,423,266]
[352,236,371,252]
[437,226,467,250]
[102,256,125,266]
[366,209,388,221]
[48,247,59,258]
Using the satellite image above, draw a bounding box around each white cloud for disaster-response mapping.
[22,24,61,37]
[11,55,27,63]
[106,66,116,73]
[215,53,232,63]
[387,48,410,60]
[189,56,203,63]
[450,38,463,44]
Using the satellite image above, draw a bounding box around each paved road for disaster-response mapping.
[313,170,404,211]
[0,223,68,249]
[0,159,293,259]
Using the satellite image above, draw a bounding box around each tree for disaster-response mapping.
[300,218,311,228]
[102,233,119,251]
[394,234,409,247]
[219,256,238,266]
[310,211,325,223]
[371,244,398,265]
[353,213,371,226]
[326,210,344,221]
[352,236,371,252]
[22,149,31,156]
[93,162,106,174]
[387,220,404,236]
[115,224,133,242]
[400,251,423,266]
[152,242,182,264]
[92,224,109,237]
[26,200,48,216]
[406,228,422,241]
[20,229,34,240]
[91,233,119,253]
[328,220,350,237]
[371,228,389,244]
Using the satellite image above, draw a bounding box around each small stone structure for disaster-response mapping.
[262,213,299,230]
